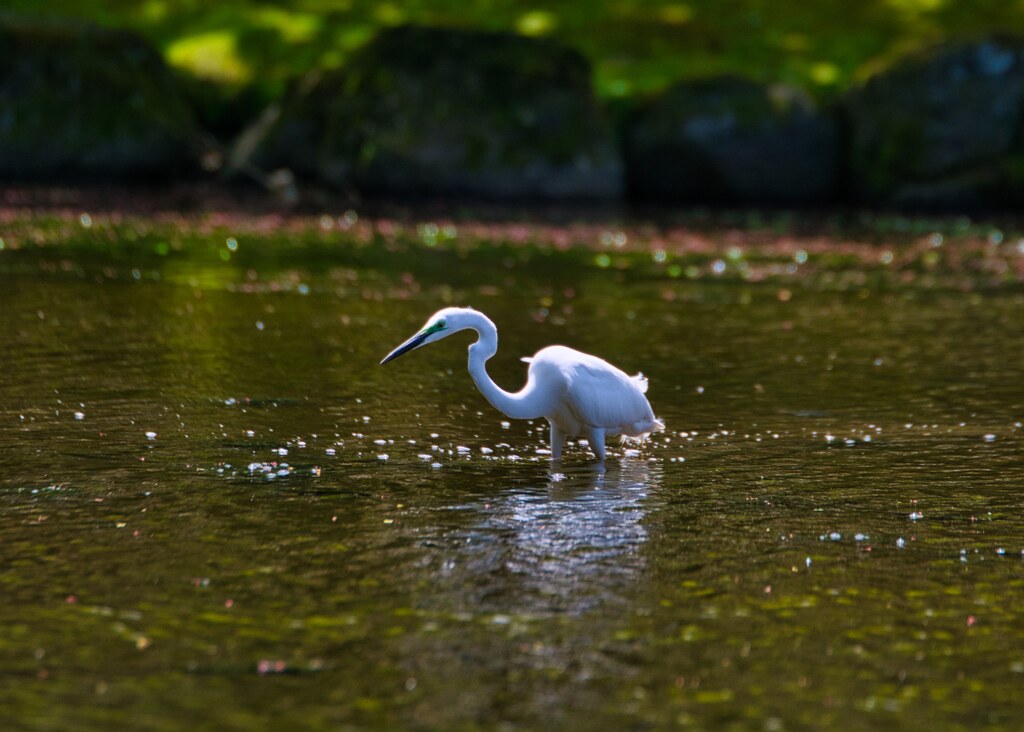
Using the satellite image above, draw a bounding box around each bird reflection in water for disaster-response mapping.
[431,459,660,617]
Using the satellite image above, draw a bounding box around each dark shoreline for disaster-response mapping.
[6,183,1024,233]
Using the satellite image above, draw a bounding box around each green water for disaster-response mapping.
[0,214,1022,730]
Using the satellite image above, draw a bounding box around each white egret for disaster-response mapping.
[380,307,664,461]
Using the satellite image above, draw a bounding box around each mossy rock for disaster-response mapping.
[624,76,839,204]
[847,37,1024,207]
[239,25,622,200]
[0,15,203,181]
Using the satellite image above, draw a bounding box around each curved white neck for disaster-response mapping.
[463,311,546,420]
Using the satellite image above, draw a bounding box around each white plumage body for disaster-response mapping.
[523,346,662,441]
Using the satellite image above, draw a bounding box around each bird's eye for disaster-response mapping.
[438,320,446,329]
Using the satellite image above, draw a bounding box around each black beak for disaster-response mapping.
[380,330,429,365]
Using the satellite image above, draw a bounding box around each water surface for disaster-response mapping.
[0,213,1022,730]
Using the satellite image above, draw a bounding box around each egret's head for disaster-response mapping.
[380,307,475,364]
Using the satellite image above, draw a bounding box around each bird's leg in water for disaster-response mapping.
[549,421,565,460]
[587,427,606,461]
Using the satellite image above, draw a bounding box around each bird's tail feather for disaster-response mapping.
[620,417,666,445]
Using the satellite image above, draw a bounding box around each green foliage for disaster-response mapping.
[8,0,1024,128]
